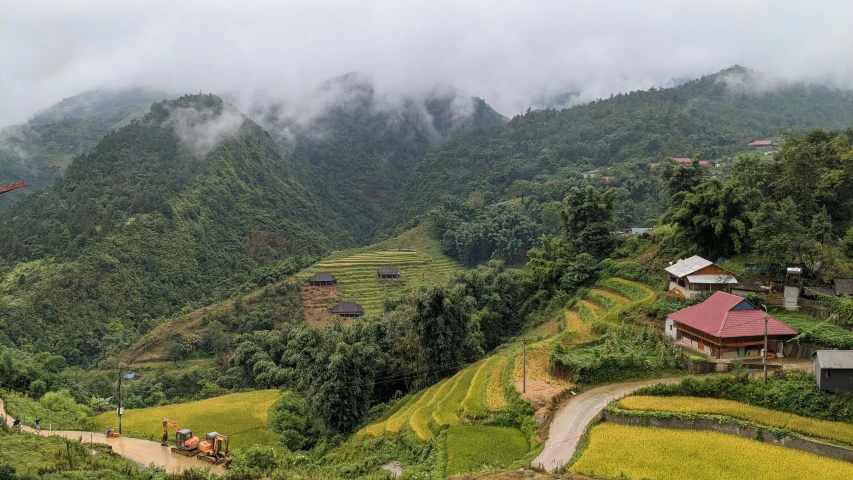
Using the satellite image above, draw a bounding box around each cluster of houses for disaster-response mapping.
[308,266,401,318]
[664,255,853,392]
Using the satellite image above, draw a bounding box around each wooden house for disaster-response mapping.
[666,292,797,359]
[378,265,401,279]
[309,273,337,287]
[665,255,737,299]
[331,302,364,318]
[812,351,853,393]
[748,140,773,149]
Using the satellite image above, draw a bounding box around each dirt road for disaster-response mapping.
[0,398,222,474]
[531,377,680,472]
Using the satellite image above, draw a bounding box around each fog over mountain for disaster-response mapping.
[3,0,853,126]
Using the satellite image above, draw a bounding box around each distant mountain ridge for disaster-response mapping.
[391,66,853,225]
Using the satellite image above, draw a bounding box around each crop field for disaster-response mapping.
[298,224,463,318]
[619,395,853,445]
[94,390,280,449]
[361,355,509,440]
[572,423,853,480]
[445,425,528,476]
[773,311,853,349]
[512,341,571,388]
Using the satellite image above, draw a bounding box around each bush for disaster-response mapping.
[268,393,322,451]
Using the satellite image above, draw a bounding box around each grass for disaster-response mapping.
[774,311,853,349]
[572,423,853,480]
[298,224,463,316]
[445,425,528,476]
[0,430,139,476]
[619,395,853,446]
[462,358,500,419]
[598,278,656,302]
[485,358,508,410]
[93,390,280,449]
[2,391,94,430]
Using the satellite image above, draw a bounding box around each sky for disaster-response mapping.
[2,0,853,125]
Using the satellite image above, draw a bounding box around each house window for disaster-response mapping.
[825,371,831,379]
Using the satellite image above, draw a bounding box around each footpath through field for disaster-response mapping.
[532,377,680,472]
[0,398,221,474]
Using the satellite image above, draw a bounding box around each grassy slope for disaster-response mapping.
[573,423,853,480]
[94,390,280,449]
[445,425,528,476]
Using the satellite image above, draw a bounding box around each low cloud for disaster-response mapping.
[165,104,246,157]
[3,1,853,126]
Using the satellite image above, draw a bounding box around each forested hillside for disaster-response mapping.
[393,66,853,225]
[0,88,168,206]
[0,94,335,365]
[258,73,506,243]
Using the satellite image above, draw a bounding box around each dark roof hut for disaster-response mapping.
[331,302,364,318]
[309,273,337,286]
[378,265,401,279]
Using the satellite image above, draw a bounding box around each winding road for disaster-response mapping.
[0,398,222,473]
[532,377,680,472]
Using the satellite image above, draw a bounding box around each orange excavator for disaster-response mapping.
[162,418,200,456]
[197,432,232,466]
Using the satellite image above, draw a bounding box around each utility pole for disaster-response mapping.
[762,305,769,384]
[117,363,123,434]
[522,339,527,394]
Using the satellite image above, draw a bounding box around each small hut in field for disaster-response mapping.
[309,273,337,287]
[377,266,401,279]
[331,302,364,318]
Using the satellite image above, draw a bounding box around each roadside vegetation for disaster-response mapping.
[572,423,853,480]
[619,395,853,445]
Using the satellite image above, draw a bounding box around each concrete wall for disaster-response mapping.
[603,411,853,463]
[665,318,677,339]
[784,286,801,311]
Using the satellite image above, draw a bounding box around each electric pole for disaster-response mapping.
[762,305,769,384]
[117,363,123,434]
[522,339,527,394]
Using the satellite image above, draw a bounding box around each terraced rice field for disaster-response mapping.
[298,225,462,317]
[566,277,656,329]
[360,355,509,441]
[573,423,853,480]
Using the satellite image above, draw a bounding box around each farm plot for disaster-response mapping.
[360,355,508,440]
[572,423,853,480]
[446,425,528,476]
[94,390,280,449]
[619,395,853,446]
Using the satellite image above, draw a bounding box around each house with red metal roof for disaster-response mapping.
[665,291,797,359]
[748,140,773,149]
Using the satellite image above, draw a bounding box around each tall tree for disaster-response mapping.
[561,185,618,260]
[411,286,475,388]
[660,158,705,204]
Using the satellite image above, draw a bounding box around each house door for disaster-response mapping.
[738,347,745,358]
[698,342,704,351]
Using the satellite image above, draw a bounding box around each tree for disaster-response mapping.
[667,179,750,259]
[561,185,618,260]
[843,227,853,258]
[411,286,474,388]
[660,157,704,204]
[810,206,832,244]
[750,198,803,268]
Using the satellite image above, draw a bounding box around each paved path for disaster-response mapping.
[0,398,221,473]
[532,377,680,472]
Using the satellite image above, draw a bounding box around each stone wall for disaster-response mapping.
[603,411,853,463]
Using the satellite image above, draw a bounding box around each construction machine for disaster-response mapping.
[197,432,232,466]
[105,426,121,438]
[162,418,200,456]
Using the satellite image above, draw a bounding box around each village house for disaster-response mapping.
[812,350,853,393]
[665,255,738,299]
[331,301,364,318]
[378,265,401,279]
[666,291,798,359]
[308,272,337,286]
[748,140,773,149]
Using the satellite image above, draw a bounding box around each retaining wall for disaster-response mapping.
[602,410,853,464]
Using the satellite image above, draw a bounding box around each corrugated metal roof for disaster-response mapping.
[749,140,773,146]
[835,277,853,295]
[310,273,336,282]
[332,302,364,314]
[665,255,713,277]
[668,291,797,339]
[814,350,853,369]
[687,274,738,284]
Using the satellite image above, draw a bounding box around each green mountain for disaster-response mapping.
[393,66,853,224]
[257,73,506,243]
[0,94,335,365]
[0,88,169,206]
